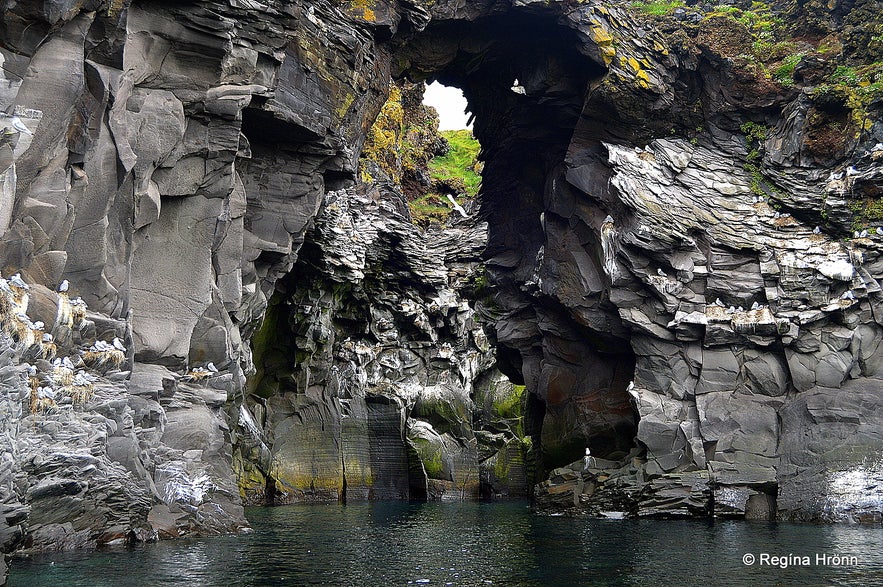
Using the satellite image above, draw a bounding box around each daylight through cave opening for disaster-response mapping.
[238,8,642,505]
[393,11,641,476]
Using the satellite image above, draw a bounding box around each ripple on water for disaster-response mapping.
[9,502,883,587]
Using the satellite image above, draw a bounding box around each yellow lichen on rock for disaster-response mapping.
[590,22,616,65]
[348,0,376,22]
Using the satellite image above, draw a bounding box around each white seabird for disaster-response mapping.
[657,268,667,277]
[58,280,69,292]
[842,290,856,300]
[877,227,883,236]
[206,362,219,373]
[626,380,638,401]
[445,193,468,218]
[112,338,126,352]
[813,226,821,234]
[846,166,858,177]
[7,116,33,136]
[714,298,725,307]
[42,333,53,342]
[510,79,526,95]
[9,273,28,289]
[751,301,760,310]
[860,230,868,238]
[32,321,44,330]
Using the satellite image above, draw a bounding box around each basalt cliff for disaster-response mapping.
[1,0,883,579]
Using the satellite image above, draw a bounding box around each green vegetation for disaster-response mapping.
[740,121,768,146]
[361,84,405,183]
[849,198,883,230]
[630,0,684,16]
[408,193,453,227]
[407,129,482,227]
[815,62,883,133]
[428,130,482,197]
[493,384,525,420]
[773,53,804,85]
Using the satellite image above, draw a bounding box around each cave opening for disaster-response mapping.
[240,6,642,504]
[389,10,641,477]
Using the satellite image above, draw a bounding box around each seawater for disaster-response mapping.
[9,502,883,586]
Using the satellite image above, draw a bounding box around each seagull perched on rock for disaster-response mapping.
[112,338,126,352]
[829,171,844,181]
[860,229,869,238]
[626,380,638,401]
[714,298,725,307]
[42,333,53,343]
[27,365,37,377]
[510,79,526,95]
[206,362,218,373]
[846,166,858,177]
[58,280,69,292]
[657,268,667,277]
[751,301,760,310]
[32,321,44,330]
[813,226,821,234]
[877,227,883,236]
[841,290,856,300]
[9,273,28,289]
[6,116,33,136]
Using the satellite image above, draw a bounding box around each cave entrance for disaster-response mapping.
[389,10,641,478]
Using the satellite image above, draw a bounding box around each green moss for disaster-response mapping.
[493,384,524,420]
[630,0,685,16]
[408,193,452,227]
[493,450,510,480]
[362,84,405,182]
[740,121,769,144]
[412,437,446,479]
[849,197,883,230]
[773,53,804,85]
[819,62,883,133]
[428,130,482,197]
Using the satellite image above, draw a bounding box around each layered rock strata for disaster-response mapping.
[235,189,529,503]
[0,0,881,578]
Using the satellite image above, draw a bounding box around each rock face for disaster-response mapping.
[1,0,882,578]
[235,189,529,503]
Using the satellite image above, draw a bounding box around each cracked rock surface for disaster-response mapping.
[1,0,882,576]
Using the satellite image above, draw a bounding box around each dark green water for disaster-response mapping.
[9,502,883,586]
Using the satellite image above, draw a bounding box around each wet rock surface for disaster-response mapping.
[236,189,530,503]
[0,0,882,578]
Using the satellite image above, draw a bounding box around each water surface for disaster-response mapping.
[10,502,883,586]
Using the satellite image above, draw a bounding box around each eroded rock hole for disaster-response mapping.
[237,9,640,503]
